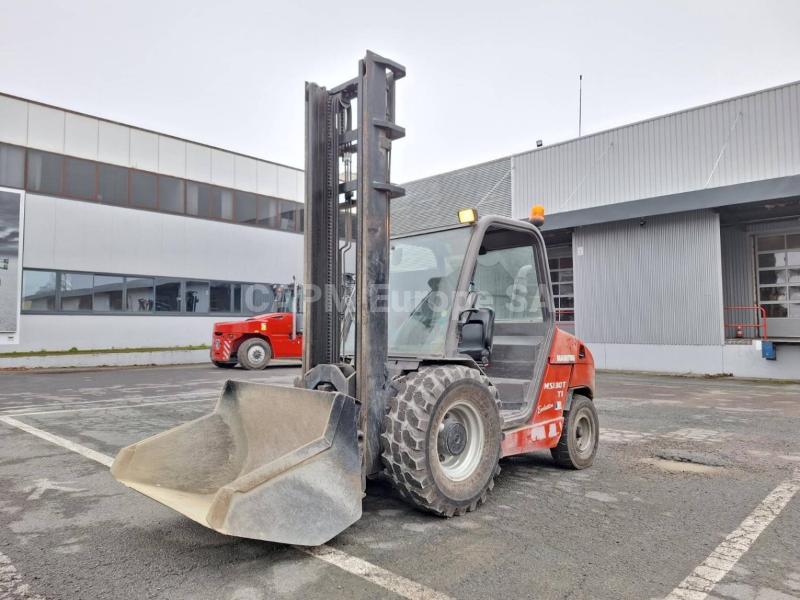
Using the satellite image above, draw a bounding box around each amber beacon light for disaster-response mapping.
[457,208,478,224]
[529,204,545,227]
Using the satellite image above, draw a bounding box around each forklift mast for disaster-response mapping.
[303,51,405,472]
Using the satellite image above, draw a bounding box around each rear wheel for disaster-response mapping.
[212,361,237,369]
[381,365,502,517]
[237,338,272,370]
[551,394,598,469]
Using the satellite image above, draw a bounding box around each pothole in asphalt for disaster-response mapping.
[642,450,728,474]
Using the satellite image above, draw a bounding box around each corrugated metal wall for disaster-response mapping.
[513,81,800,218]
[392,158,512,235]
[574,210,724,345]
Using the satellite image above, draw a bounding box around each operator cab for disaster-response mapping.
[385,215,554,415]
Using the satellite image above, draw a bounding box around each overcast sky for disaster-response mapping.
[1,1,799,182]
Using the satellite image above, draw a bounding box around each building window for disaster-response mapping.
[258,197,280,228]
[155,278,182,312]
[232,283,243,312]
[126,277,155,312]
[93,275,124,311]
[20,269,289,316]
[217,188,234,220]
[242,283,274,314]
[158,176,184,214]
[186,182,213,218]
[549,254,574,326]
[26,150,63,195]
[185,280,210,313]
[60,272,94,311]
[22,270,57,311]
[98,164,129,206]
[130,171,157,209]
[63,157,97,200]
[19,147,302,233]
[235,191,258,224]
[0,143,25,189]
[757,233,800,319]
[210,282,232,312]
[188,183,234,221]
[280,200,297,231]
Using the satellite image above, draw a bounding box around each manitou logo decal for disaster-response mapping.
[543,381,567,390]
[555,354,576,363]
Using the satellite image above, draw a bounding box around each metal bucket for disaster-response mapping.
[111,380,362,546]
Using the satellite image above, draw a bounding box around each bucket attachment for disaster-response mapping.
[111,380,362,546]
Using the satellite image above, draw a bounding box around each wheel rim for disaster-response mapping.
[247,345,266,365]
[573,411,595,458]
[437,402,485,482]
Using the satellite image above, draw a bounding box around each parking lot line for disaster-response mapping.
[0,393,214,416]
[0,416,113,467]
[0,415,452,600]
[7,397,214,417]
[665,467,800,600]
[298,545,453,600]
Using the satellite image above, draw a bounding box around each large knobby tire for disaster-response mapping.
[237,338,272,370]
[551,394,599,469]
[381,365,502,517]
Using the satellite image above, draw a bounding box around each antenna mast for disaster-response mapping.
[578,74,583,137]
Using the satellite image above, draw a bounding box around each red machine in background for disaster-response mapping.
[211,283,302,370]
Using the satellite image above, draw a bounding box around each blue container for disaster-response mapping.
[761,341,776,360]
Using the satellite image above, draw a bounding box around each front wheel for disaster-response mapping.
[551,394,599,469]
[237,338,272,370]
[381,365,502,517]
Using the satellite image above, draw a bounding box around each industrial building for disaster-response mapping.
[393,80,800,379]
[0,92,304,355]
[2,80,799,378]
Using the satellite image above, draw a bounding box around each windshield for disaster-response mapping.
[387,227,472,355]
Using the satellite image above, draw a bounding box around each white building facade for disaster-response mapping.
[0,92,304,353]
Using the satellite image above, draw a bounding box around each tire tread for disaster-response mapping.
[551,394,598,469]
[381,365,501,516]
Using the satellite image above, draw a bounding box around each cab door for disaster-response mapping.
[465,224,555,413]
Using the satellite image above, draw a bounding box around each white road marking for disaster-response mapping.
[0,416,451,600]
[299,545,453,600]
[24,478,85,500]
[9,397,214,417]
[600,428,654,443]
[665,468,800,600]
[0,416,113,467]
[0,391,218,416]
[0,550,44,599]
[0,378,296,416]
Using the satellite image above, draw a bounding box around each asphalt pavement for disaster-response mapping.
[0,364,798,599]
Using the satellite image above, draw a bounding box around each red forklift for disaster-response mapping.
[113,52,598,546]
[210,282,302,369]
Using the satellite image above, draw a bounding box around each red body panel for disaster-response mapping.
[210,313,302,363]
[500,327,595,458]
